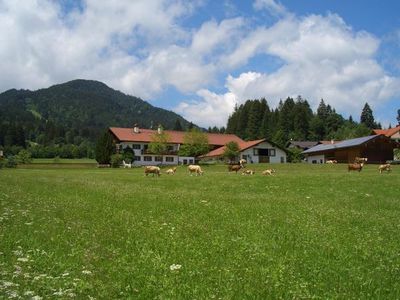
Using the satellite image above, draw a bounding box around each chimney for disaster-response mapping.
[157,124,163,134]
[133,124,139,134]
[331,139,334,144]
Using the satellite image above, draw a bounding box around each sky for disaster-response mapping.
[1,0,399,128]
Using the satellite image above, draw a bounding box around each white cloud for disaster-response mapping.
[178,13,400,126]
[0,0,399,128]
[175,89,237,127]
[253,0,288,17]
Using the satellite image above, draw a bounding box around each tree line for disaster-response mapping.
[225,97,386,146]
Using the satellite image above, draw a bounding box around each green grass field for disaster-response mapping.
[1,164,399,299]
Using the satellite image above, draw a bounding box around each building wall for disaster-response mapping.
[306,154,325,164]
[118,142,193,165]
[241,142,286,164]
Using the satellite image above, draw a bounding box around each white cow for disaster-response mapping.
[188,165,203,176]
[122,160,132,168]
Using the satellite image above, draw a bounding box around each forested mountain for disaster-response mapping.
[226,96,380,146]
[0,79,192,157]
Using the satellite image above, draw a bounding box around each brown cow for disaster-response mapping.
[144,166,161,177]
[378,164,391,174]
[348,162,364,172]
[228,164,243,173]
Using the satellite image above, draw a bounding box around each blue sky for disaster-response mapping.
[0,0,399,127]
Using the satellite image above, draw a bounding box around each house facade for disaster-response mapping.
[109,125,244,166]
[302,134,398,164]
[201,139,287,163]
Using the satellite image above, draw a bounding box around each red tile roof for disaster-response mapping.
[201,139,266,158]
[373,125,400,137]
[109,127,244,146]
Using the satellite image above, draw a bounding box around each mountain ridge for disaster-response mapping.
[0,79,193,153]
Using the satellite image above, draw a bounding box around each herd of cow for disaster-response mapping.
[142,159,276,177]
[125,157,393,177]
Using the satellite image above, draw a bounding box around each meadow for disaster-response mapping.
[0,163,399,299]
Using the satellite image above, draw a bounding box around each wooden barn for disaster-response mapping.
[302,134,398,164]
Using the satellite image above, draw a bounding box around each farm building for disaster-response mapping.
[109,125,244,166]
[200,138,287,163]
[109,125,287,166]
[373,125,400,142]
[302,134,398,164]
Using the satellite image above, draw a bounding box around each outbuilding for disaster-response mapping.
[302,134,398,164]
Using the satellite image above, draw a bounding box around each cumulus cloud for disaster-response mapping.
[253,0,288,17]
[178,13,400,127]
[1,0,399,128]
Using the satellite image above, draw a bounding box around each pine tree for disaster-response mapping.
[397,109,400,125]
[360,102,375,129]
[246,100,263,140]
[173,119,183,131]
[317,99,328,120]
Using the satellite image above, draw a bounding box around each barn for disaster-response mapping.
[302,134,398,164]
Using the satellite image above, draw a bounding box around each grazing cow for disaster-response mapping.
[165,167,177,175]
[348,162,364,172]
[242,169,255,175]
[228,164,243,173]
[378,164,391,174]
[354,157,368,164]
[144,166,161,177]
[326,160,337,164]
[262,169,276,176]
[188,165,203,176]
[122,160,132,168]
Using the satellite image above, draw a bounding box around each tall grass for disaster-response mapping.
[0,164,399,298]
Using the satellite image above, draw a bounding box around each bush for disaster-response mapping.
[5,156,17,168]
[16,150,32,164]
[0,159,4,169]
[110,154,123,168]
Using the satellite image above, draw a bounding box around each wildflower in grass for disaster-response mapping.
[13,250,23,256]
[169,264,182,271]
[25,222,33,225]
[2,281,14,288]
[17,257,29,262]
[7,290,18,298]
[32,296,43,300]
[62,272,70,277]
[82,270,92,275]
[53,289,64,296]
[24,291,35,296]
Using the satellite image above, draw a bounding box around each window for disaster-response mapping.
[183,159,187,164]
[167,145,174,151]
[280,156,284,163]
[253,149,259,156]
[269,149,276,157]
[132,144,141,150]
[144,156,152,161]
[165,157,174,162]
[155,156,163,162]
[134,156,141,161]
[189,159,194,164]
